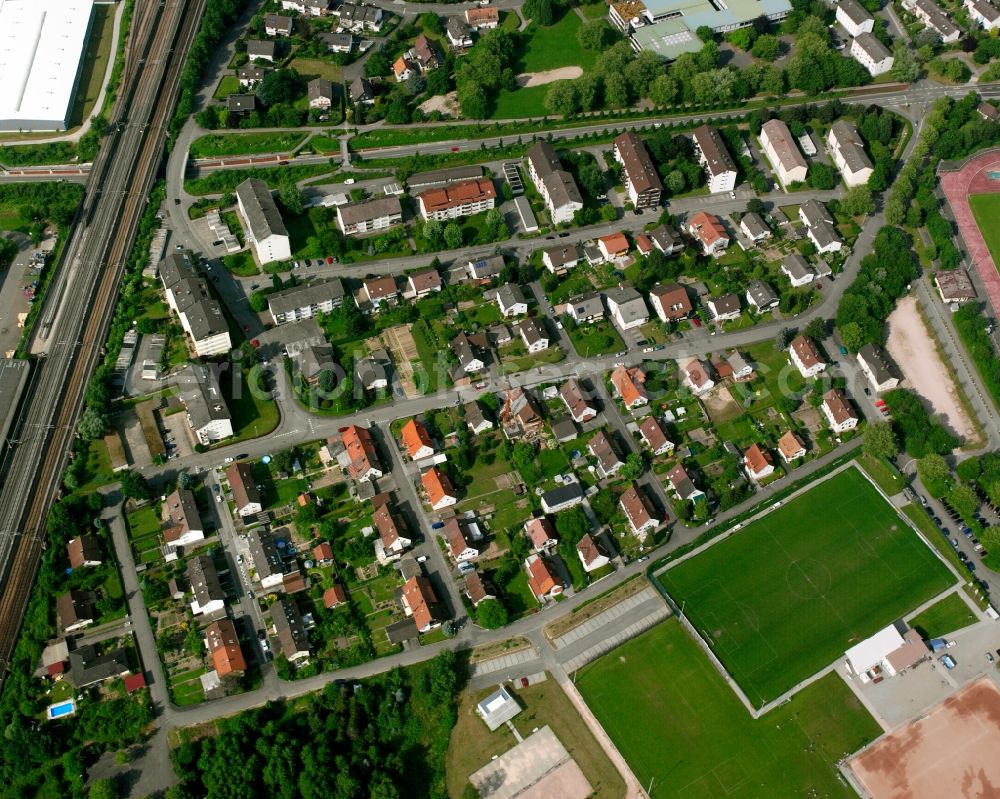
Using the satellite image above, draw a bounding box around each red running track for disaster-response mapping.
[939,149,1000,315]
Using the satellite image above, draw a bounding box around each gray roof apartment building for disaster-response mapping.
[268,279,345,324]
[159,253,232,356]
[236,178,291,264]
[336,196,403,236]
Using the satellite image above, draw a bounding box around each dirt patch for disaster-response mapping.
[701,385,742,424]
[516,66,584,88]
[375,324,421,399]
[886,296,974,442]
[849,678,1000,799]
[419,91,460,116]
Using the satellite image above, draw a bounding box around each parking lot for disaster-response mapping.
[0,233,52,357]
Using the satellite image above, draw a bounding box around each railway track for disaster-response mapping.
[0,0,206,680]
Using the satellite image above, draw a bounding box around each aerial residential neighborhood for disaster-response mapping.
[3,0,1000,796]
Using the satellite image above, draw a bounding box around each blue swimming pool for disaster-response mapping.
[46,699,76,719]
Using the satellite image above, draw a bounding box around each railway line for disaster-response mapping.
[0,0,206,680]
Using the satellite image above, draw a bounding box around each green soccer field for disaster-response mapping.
[577,620,882,799]
[659,465,956,707]
[970,194,1000,267]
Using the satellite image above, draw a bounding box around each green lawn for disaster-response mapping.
[577,620,882,799]
[127,505,161,540]
[519,13,596,72]
[213,75,242,99]
[492,84,550,120]
[190,132,306,158]
[220,368,280,445]
[969,194,1000,267]
[659,466,956,707]
[906,592,977,639]
[566,320,624,357]
[222,251,259,277]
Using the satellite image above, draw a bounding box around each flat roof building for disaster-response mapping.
[0,0,96,131]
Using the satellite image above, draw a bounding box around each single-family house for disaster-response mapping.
[687,211,730,257]
[67,535,102,569]
[611,365,648,408]
[465,572,497,606]
[361,276,399,310]
[451,332,486,373]
[667,463,704,502]
[639,416,674,456]
[187,554,226,616]
[422,466,458,510]
[649,283,692,322]
[465,6,500,28]
[800,199,843,254]
[525,554,562,601]
[620,484,661,541]
[577,533,611,572]
[707,293,741,322]
[374,501,412,563]
[740,212,772,244]
[163,487,205,548]
[402,418,435,460]
[318,31,354,52]
[561,378,598,423]
[597,232,630,262]
[246,39,277,62]
[464,400,494,434]
[349,77,375,104]
[517,318,549,352]
[540,480,584,514]
[524,517,558,553]
[407,268,442,298]
[446,15,473,47]
[496,284,528,317]
[226,462,263,517]
[781,253,815,288]
[307,78,335,110]
[566,292,605,324]
[649,224,685,255]
[272,598,310,662]
[778,430,807,462]
[340,425,385,481]
[604,286,649,330]
[206,619,246,677]
[402,575,444,632]
[746,280,779,313]
[57,589,96,634]
[588,430,626,478]
[442,517,479,563]
[822,388,859,433]
[789,335,826,378]
[682,358,715,395]
[744,443,776,483]
[265,13,294,36]
[543,244,581,274]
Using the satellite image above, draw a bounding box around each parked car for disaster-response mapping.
[987,652,995,663]
[940,654,957,670]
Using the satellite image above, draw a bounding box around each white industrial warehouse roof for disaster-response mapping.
[0,0,96,130]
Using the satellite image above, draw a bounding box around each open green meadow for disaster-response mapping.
[659,466,955,706]
[970,194,1000,267]
[578,620,881,799]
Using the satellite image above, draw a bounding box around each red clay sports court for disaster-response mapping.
[848,678,1000,799]
[939,149,1000,313]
